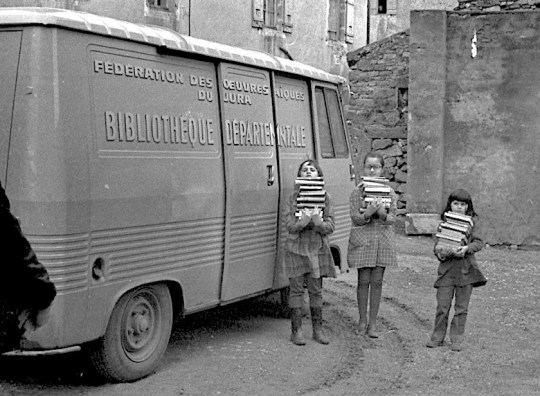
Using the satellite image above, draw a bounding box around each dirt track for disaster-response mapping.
[0,234,539,395]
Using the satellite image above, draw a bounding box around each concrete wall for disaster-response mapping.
[408,10,540,246]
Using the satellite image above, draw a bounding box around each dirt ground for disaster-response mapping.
[0,234,539,395]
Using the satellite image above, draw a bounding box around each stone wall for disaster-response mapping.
[456,0,540,10]
[346,31,410,218]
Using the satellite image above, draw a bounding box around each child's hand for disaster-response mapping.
[364,201,378,217]
[311,213,323,226]
[435,245,454,260]
[376,202,387,217]
[454,246,469,257]
[30,307,51,329]
[298,210,312,227]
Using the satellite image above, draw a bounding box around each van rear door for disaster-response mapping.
[0,29,22,183]
[219,63,279,302]
[273,74,314,288]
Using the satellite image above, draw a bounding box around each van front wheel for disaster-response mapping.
[89,284,173,382]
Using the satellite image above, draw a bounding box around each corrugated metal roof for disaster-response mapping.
[0,7,345,84]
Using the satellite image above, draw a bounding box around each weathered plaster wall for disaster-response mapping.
[409,10,540,245]
[188,0,349,76]
[369,0,457,43]
[0,1,357,78]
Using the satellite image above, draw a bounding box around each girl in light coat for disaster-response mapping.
[347,152,398,338]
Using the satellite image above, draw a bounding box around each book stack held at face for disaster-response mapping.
[362,176,391,208]
[295,177,325,217]
[435,212,474,249]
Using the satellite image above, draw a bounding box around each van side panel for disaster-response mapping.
[0,29,22,183]
[7,27,92,347]
[273,75,314,289]
[86,43,225,325]
[218,63,278,302]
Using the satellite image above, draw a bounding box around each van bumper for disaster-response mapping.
[2,345,81,357]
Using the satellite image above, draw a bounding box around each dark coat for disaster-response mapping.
[285,191,336,279]
[433,218,487,288]
[0,194,57,352]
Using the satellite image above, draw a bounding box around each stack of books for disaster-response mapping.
[435,212,474,250]
[295,177,326,217]
[362,176,391,208]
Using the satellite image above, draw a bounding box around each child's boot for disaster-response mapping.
[310,307,329,345]
[290,307,306,345]
[356,285,368,335]
[451,342,463,352]
[366,283,382,338]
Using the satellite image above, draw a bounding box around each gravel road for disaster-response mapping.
[0,234,538,395]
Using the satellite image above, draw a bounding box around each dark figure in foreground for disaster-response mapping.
[0,182,56,353]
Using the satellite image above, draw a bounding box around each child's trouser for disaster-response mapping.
[430,284,473,344]
[289,274,322,309]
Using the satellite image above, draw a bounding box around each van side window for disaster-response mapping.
[315,87,349,158]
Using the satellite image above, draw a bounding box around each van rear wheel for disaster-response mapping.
[89,284,173,382]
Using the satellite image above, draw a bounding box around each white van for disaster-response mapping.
[0,7,355,381]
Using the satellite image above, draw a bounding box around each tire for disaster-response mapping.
[88,283,173,382]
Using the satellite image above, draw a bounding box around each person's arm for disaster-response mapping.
[311,194,335,235]
[350,186,373,226]
[377,189,397,224]
[285,193,311,233]
[456,218,484,257]
[2,207,56,311]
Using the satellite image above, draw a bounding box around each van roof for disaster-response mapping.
[0,7,345,85]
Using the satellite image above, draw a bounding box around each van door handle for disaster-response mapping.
[267,165,275,186]
[350,163,356,181]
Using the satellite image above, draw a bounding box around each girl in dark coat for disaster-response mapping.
[285,160,336,346]
[426,188,487,352]
[0,182,57,353]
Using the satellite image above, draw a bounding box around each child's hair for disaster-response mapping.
[441,188,477,218]
[363,151,385,167]
[297,159,324,178]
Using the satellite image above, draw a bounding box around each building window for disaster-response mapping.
[328,0,354,43]
[253,0,292,32]
[371,0,396,15]
[328,0,340,41]
[397,87,408,119]
[264,0,277,27]
[283,0,293,33]
[252,0,278,28]
[147,0,169,10]
[378,0,387,14]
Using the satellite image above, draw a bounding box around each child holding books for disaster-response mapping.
[427,189,487,351]
[347,152,398,338]
[285,159,337,346]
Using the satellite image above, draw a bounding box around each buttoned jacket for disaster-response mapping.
[347,183,398,269]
